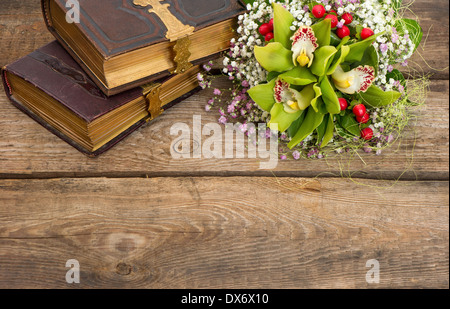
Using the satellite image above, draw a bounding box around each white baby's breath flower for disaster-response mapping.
[222,0,416,107]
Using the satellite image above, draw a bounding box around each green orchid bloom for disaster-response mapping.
[248,2,402,149]
[291,26,318,67]
[332,65,375,94]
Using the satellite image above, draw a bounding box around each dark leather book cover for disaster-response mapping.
[4,41,143,123]
[41,0,246,95]
[43,0,246,58]
[1,41,200,157]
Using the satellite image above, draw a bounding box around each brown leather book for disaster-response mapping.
[42,0,245,95]
[1,41,202,156]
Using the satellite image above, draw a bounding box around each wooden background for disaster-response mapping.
[0,0,448,289]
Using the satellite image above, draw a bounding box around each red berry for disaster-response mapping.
[312,4,326,18]
[268,18,274,31]
[265,32,274,42]
[259,23,271,36]
[329,10,337,15]
[336,26,350,39]
[361,28,374,40]
[361,128,374,140]
[357,113,370,124]
[341,13,353,25]
[325,14,339,28]
[339,98,348,111]
[353,104,367,118]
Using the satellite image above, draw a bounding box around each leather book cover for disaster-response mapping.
[1,41,201,157]
[41,0,246,95]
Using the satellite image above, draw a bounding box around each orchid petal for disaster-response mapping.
[279,66,317,86]
[311,18,331,47]
[274,79,313,113]
[310,46,338,77]
[310,83,323,113]
[320,76,341,115]
[254,42,294,73]
[291,84,316,111]
[273,3,295,49]
[316,96,329,115]
[274,79,300,113]
[269,103,303,133]
[274,79,291,104]
[247,79,276,112]
[324,37,350,76]
[332,65,375,94]
[288,106,325,149]
[291,27,319,67]
[327,45,350,75]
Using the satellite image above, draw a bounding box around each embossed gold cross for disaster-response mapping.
[133,0,195,41]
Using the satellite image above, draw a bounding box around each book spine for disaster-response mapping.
[1,68,13,97]
[41,0,53,30]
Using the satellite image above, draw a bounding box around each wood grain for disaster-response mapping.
[0,79,448,180]
[404,0,450,80]
[0,177,447,289]
[0,0,448,79]
[0,1,448,180]
[0,0,448,290]
[0,14,53,69]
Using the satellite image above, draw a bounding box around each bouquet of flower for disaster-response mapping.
[199,0,425,159]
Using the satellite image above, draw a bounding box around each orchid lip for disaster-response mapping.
[291,26,318,68]
[273,79,315,113]
[332,65,376,94]
[297,51,310,67]
[274,79,301,113]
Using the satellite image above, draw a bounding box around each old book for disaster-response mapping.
[1,41,202,156]
[41,0,245,95]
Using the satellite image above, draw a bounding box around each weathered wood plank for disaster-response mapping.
[0,79,448,180]
[0,177,447,289]
[0,0,448,79]
[0,0,44,15]
[404,0,450,80]
[0,15,54,69]
[0,0,447,292]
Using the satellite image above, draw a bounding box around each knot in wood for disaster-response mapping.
[116,262,133,276]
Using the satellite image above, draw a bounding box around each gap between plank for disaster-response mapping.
[0,171,448,181]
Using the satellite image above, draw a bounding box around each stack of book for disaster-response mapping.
[1,0,245,156]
